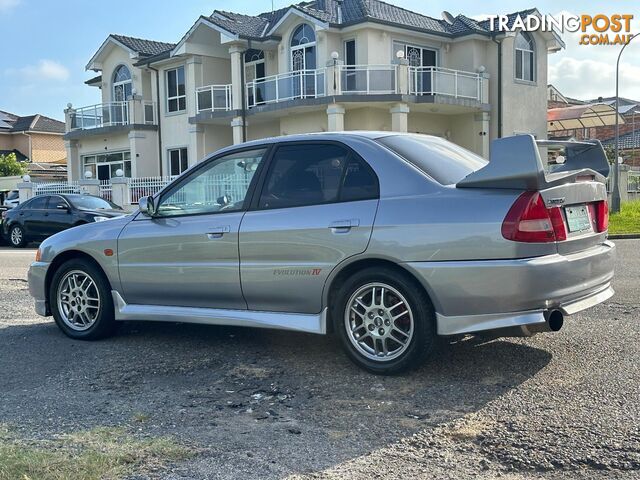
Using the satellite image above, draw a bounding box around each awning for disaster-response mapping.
[547,103,625,132]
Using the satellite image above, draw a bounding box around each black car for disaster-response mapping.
[2,194,126,248]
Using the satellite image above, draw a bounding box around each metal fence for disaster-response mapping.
[33,181,80,196]
[409,66,483,101]
[99,179,112,202]
[196,84,233,113]
[339,65,397,94]
[246,69,326,108]
[128,176,176,204]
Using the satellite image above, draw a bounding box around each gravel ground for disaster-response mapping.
[0,241,638,479]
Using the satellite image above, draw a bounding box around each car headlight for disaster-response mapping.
[93,216,110,222]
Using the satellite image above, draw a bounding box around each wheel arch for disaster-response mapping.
[45,250,112,306]
[323,256,440,333]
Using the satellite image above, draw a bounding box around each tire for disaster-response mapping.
[332,267,437,375]
[9,224,26,248]
[49,258,116,340]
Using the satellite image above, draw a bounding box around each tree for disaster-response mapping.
[0,153,27,177]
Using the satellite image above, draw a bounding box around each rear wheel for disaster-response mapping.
[49,259,116,340]
[9,224,26,248]
[333,267,437,375]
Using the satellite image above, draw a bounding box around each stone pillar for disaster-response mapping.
[111,177,131,211]
[231,117,244,145]
[79,179,100,197]
[474,112,491,159]
[394,59,409,94]
[327,103,345,131]
[229,44,245,111]
[325,59,344,96]
[620,164,630,203]
[64,104,76,132]
[480,72,490,104]
[128,95,145,124]
[390,103,410,132]
[188,125,206,164]
[17,181,33,204]
[65,140,79,181]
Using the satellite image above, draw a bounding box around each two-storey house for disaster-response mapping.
[64,1,564,181]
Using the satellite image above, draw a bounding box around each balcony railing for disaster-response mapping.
[246,69,326,108]
[196,84,232,113]
[339,65,397,94]
[69,101,157,131]
[409,66,483,102]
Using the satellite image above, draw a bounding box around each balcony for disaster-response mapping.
[196,84,232,113]
[246,69,326,108]
[339,65,397,95]
[409,66,484,101]
[67,100,157,132]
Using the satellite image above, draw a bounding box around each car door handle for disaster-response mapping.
[206,225,231,239]
[329,219,359,232]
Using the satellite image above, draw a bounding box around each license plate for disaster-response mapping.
[565,204,592,233]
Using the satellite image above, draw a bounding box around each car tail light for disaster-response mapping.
[594,199,609,233]
[502,192,567,243]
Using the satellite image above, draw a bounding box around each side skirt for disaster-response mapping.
[111,291,327,334]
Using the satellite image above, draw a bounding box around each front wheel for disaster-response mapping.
[333,267,437,375]
[49,259,116,340]
[9,224,26,248]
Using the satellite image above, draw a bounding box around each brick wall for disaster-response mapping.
[30,133,66,163]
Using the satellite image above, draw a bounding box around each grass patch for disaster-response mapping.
[609,200,640,234]
[0,424,193,480]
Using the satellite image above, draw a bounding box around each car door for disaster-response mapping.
[44,195,76,237]
[239,142,379,314]
[117,147,269,309]
[22,196,50,239]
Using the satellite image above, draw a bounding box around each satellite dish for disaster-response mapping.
[442,11,455,25]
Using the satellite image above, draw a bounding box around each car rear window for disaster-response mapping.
[377,134,488,185]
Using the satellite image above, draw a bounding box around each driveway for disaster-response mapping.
[0,242,638,479]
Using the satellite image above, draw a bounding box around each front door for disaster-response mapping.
[117,147,268,309]
[44,195,75,237]
[406,45,437,94]
[291,45,316,98]
[239,143,379,313]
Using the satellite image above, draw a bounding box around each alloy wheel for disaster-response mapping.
[344,282,414,362]
[56,270,101,331]
[10,227,22,246]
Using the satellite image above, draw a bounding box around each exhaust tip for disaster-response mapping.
[546,309,564,332]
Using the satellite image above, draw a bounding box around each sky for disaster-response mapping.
[1,0,639,120]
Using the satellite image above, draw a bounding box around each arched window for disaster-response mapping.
[515,32,535,82]
[290,24,316,71]
[112,65,132,101]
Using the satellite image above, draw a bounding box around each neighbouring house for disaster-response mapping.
[547,85,640,167]
[0,110,67,180]
[63,1,564,181]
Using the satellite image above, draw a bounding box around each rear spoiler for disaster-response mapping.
[457,135,610,190]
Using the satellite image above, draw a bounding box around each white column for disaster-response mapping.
[231,117,244,145]
[65,140,80,181]
[186,56,203,117]
[480,72,490,104]
[327,103,345,131]
[188,125,206,164]
[64,104,76,132]
[325,59,344,96]
[390,103,410,132]
[111,177,131,211]
[79,179,100,196]
[474,112,491,159]
[17,181,33,203]
[395,59,409,94]
[229,44,244,111]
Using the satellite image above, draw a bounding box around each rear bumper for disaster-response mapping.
[404,241,616,335]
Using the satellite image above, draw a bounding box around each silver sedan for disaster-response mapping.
[28,132,615,374]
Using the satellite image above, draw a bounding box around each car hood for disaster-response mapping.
[78,208,127,218]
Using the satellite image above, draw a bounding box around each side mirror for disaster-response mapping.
[138,196,156,216]
[56,204,70,212]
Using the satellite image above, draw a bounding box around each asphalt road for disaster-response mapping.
[0,242,638,479]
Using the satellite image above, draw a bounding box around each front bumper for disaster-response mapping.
[28,261,50,316]
[404,241,616,336]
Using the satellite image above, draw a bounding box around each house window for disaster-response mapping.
[112,65,132,102]
[515,32,535,82]
[83,151,132,180]
[169,148,188,176]
[166,66,186,113]
[245,49,266,105]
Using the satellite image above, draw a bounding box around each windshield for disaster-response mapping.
[377,135,488,185]
[68,195,121,210]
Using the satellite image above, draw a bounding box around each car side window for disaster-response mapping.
[27,196,48,210]
[259,144,378,210]
[48,196,68,210]
[156,148,267,217]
